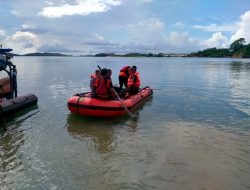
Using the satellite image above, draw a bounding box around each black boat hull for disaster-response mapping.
[0,94,38,116]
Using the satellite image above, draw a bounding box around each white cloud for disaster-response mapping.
[173,22,185,29]
[93,33,105,41]
[82,33,118,46]
[10,31,40,54]
[134,0,154,5]
[169,31,191,46]
[124,18,201,53]
[0,30,5,35]
[127,18,165,45]
[10,10,21,16]
[139,0,154,2]
[231,10,250,43]
[4,2,250,54]
[193,10,250,45]
[0,30,8,40]
[202,32,229,48]
[45,0,54,5]
[12,31,37,41]
[167,31,200,52]
[21,24,35,29]
[193,24,237,32]
[39,0,122,18]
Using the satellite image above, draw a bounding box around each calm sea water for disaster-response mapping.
[0,57,250,190]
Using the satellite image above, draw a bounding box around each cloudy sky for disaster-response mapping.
[0,0,250,55]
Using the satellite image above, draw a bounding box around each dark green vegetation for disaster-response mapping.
[94,38,250,58]
[94,52,168,57]
[9,38,250,58]
[190,38,250,58]
[189,48,231,58]
[23,52,71,56]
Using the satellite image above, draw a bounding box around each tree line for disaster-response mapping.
[190,38,250,58]
[9,38,250,58]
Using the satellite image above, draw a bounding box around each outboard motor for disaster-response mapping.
[0,46,16,98]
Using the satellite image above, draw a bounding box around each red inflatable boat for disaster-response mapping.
[67,86,153,117]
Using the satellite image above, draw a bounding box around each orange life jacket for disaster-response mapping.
[127,72,140,87]
[94,78,112,98]
[119,66,130,77]
[90,74,100,92]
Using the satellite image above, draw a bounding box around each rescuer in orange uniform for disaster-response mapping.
[93,68,117,99]
[90,70,101,94]
[125,65,141,97]
[119,66,131,90]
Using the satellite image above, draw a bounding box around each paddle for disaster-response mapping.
[97,65,135,117]
[113,91,136,118]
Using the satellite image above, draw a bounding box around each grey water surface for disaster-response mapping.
[0,57,250,190]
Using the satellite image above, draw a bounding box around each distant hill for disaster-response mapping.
[94,53,150,57]
[5,38,250,58]
[94,53,115,57]
[23,52,71,56]
[123,53,147,57]
[9,53,20,56]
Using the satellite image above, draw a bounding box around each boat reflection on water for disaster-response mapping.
[66,96,152,153]
[0,105,38,132]
[66,114,141,154]
[0,109,39,189]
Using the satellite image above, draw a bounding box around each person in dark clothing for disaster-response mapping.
[0,84,3,102]
[12,65,17,98]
